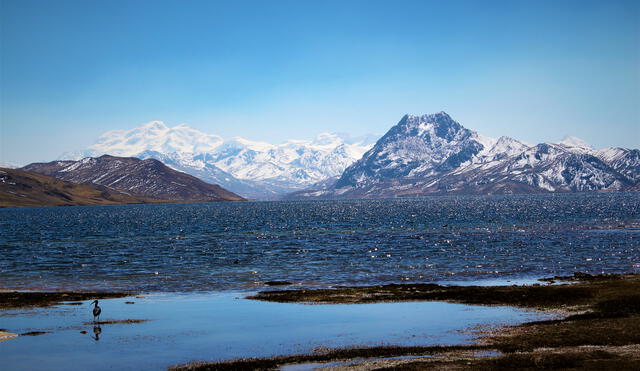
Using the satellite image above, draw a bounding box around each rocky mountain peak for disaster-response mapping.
[400,111,457,128]
[334,112,484,188]
[293,112,639,199]
[402,111,451,123]
[389,111,467,144]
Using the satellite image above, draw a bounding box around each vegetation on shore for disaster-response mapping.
[247,272,636,309]
[0,291,129,309]
[174,273,640,370]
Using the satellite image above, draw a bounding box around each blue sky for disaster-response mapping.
[1,0,639,165]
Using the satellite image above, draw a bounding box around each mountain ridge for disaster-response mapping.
[0,167,165,207]
[288,112,639,199]
[59,122,377,199]
[22,155,246,202]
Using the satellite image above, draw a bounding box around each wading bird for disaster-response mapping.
[91,300,101,323]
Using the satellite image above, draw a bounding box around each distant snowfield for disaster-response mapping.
[59,121,379,199]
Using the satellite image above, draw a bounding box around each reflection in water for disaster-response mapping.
[1,295,555,371]
[91,325,101,341]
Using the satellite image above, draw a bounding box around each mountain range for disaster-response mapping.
[43,113,640,200]
[59,122,376,199]
[0,167,164,207]
[22,155,245,203]
[289,112,639,199]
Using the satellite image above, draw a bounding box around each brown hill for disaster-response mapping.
[21,155,246,202]
[0,168,161,207]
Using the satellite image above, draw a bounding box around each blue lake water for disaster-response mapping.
[1,193,638,369]
[0,294,552,370]
[1,193,638,292]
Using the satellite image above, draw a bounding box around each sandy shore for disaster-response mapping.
[172,273,640,370]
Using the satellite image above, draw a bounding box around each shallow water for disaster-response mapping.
[1,193,638,292]
[0,294,551,371]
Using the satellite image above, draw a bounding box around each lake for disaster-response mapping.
[1,193,639,292]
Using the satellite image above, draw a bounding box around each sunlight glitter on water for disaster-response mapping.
[1,194,638,292]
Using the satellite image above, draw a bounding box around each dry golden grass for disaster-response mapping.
[0,167,166,207]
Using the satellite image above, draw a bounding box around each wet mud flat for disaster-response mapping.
[174,273,640,370]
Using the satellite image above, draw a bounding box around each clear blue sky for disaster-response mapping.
[1,0,639,165]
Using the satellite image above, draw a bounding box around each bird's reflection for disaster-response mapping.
[92,325,102,341]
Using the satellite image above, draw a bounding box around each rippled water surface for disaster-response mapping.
[1,193,639,292]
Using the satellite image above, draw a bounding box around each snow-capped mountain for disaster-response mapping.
[333,112,487,188]
[289,112,639,199]
[594,147,640,182]
[59,121,377,199]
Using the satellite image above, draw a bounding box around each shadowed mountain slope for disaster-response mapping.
[0,168,163,207]
[21,155,245,202]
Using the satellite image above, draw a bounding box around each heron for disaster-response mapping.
[91,300,101,323]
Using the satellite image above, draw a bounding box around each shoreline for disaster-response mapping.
[1,273,638,370]
[173,273,640,370]
[0,291,131,309]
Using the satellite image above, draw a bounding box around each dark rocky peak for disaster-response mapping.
[387,112,465,142]
[333,112,483,189]
[399,111,454,126]
[370,113,470,157]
